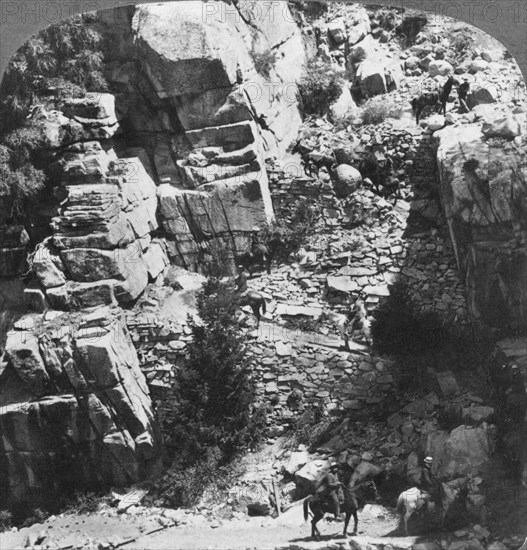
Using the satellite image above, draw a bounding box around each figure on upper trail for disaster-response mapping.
[457,81,471,114]
[235,264,249,295]
[419,456,441,512]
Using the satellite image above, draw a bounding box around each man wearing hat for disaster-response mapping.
[317,461,342,521]
[420,456,440,512]
[457,81,471,113]
[250,226,271,274]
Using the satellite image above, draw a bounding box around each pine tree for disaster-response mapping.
[174,278,266,460]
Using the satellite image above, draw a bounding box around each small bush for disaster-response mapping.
[0,14,107,134]
[360,97,403,125]
[251,49,277,79]
[372,8,402,31]
[262,199,318,265]
[67,490,108,514]
[348,46,366,65]
[199,240,233,278]
[20,508,48,528]
[450,29,475,55]
[298,59,345,116]
[0,510,12,532]
[289,408,333,450]
[146,447,232,508]
[0,139,46,217]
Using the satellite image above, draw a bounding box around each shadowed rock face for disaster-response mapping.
[435,115,527,332]
[0,310,162,509]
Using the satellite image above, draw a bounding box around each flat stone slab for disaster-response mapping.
[274,304,323,318]
[496,337,527,357]
[327,275,360,293]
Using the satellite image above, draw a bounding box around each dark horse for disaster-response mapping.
[303,478,378,539]
[411,76,458,124]
[236,290,267,326]
[238,248,271,276]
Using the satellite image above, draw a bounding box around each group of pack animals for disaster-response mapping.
[292,77,470,200]
[303,461,479,539]
[302,359,526,539]
[410,76,470,124]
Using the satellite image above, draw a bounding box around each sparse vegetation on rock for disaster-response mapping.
[298,59,345,116]
[251,49,277,79]
[0,13,107,135]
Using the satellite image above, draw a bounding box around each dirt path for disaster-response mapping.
[0,503,412,550]
[124,505,407,550]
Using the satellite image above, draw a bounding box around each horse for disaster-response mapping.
[411,76,458,124]
[503,428,527,487]
[236,289,267,326]
[303,479,378,539]
[238,246,271,276]
[306,152,336,176]
[396,476,471,535]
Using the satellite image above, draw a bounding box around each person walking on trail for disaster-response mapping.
[505,364,527,424]
[251,226,270,273]
[235,265,249,294]
[317,461,342,521]
[420,456,441,512]
[337,311,352,351]
[457,81,471,113]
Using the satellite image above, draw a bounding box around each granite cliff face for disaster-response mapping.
[435,107,527,331]
[0,0,308,503]
[0,308,161,509]
[27,94,164,310]
[99,0,305,271]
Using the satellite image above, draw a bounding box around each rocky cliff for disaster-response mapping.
[435,107,527,333]
[97,1,305,271]
[0,307,161,509]
[0,0,308,510]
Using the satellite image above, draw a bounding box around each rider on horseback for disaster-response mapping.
[235,265,249,294]
[251,226,270,272]
[420,456,441,512]
[317,461,342,521]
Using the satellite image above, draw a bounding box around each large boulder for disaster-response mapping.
[431,425,492,478]
[347,22,370,46]
[481,113,522,140]
[428,60,453,77]
[4,330,49,396]
[470,58,489,73]
[466,87,497,110]
[327,19,346,44]
[334,164,362,197]
[284,450,310,476]
[329,87,359,122]
[31,240,67,289]
[61,93,117,122]
[295,459,330,496]
[353,36,402,96]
